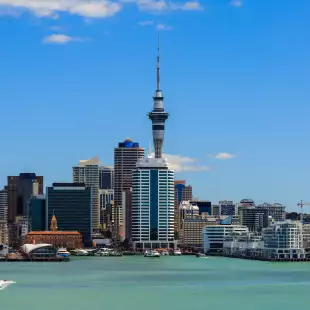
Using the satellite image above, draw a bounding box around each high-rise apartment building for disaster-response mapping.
[46,183,92,246]
[99,166,114,190]
[174,180,192,234]
[256,202,285,222]
[73,157,100,230]
[6,173,43,222]
[239,206,269,232]
[114,139,144,240]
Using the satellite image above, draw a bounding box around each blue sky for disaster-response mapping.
[0,0,309,211]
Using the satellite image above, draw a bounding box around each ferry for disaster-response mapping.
[57,248,70,258]
[0,280,16,290]
[144,250,160,258]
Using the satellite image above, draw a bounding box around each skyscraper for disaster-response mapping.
[131,38,176,250]
[148,37,169,159]
[73,157,100,230]
[46,183,92,246]
[114,139,144,240]
[174,180,193,234]
[6,173,43,223]
[99,166,114,190]
[0,190,8,245]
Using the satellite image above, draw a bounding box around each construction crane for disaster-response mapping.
[297,200,310,222]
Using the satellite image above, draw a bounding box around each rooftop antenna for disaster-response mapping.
[156,34,161,91]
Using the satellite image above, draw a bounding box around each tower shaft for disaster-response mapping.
[148,36,169,158]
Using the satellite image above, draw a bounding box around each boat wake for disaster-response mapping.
[0,280,16,291]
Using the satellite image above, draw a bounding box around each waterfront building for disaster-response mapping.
[302,224,310,255]
[178,201,209,248]
[99,166,114,190]
[131,155,175,250]
[114,138,145,240]
[174,181,192,234]
[219,200,236,216]
[28,195,46,231]
[223,232,264,257]
[262,221,305,259]
[6,173,43,222]
[203,225,248,253]
[21,243,58,259]
[46,183,92,246]
[25,231,82,249]
[73,157,100,230]
[256,202,286,222]
[239,206,269,232]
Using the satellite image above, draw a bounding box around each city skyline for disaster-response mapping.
[0,0,309,210]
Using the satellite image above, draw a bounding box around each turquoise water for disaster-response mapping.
[1,256,309,310]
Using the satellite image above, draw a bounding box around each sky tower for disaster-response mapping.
[148,36,169,159]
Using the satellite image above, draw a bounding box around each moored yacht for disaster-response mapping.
[75,249,89,256]
[57,247,70,257]
[144,250,160,258]
[161,250,169,256]
[0,280,16,290]
[173,249,182,256]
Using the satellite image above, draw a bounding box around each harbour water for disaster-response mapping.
[0,256,309,310]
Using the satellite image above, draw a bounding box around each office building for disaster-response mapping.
[99,166,114,190]
[6,173,43,222]
[174,181,192,233]
[0,190,8,222]
[239,206,269,232]
[219,200,236,216]
[46,183,92,246]
[203,225,248,253]
[256,202,286,222]
[73,157,100,230]
[190,200,212,216]
[212,204,221,216]
[114,138,144,240]
[131,156,175,250]
[99,189,114,230]
[122,188,132,241]
[28,195,46,231]
[178,201,208,248]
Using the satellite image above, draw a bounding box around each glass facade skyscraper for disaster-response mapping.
[46,183,92,246]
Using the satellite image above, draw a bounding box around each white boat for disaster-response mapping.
[75,249,89,256]
[0,280,16,290]
[161,250,169,256]
[57,248,70,257]
[144,250,160,258]
[173,249,182,256]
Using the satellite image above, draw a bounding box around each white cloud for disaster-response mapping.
[230,0,242,7]
[138,20,154,26]
[172,1,204,11]
[156,23,172,31]
[164,154,210,172]
[0,0,122,19]
[43,33,87,44]
[214,152,236,160]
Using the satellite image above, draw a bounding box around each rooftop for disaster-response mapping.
[27,231,81,235]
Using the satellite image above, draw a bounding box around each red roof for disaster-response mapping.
[27,231,81,235]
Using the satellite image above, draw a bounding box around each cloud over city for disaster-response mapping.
[0,0,204,19]
[213,152,236,160]
[163,154,210,172]
[43,34,88,44]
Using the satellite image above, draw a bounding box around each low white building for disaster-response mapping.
[203,225,248,253]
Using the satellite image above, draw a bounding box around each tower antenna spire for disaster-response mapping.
[157,34,160,91]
